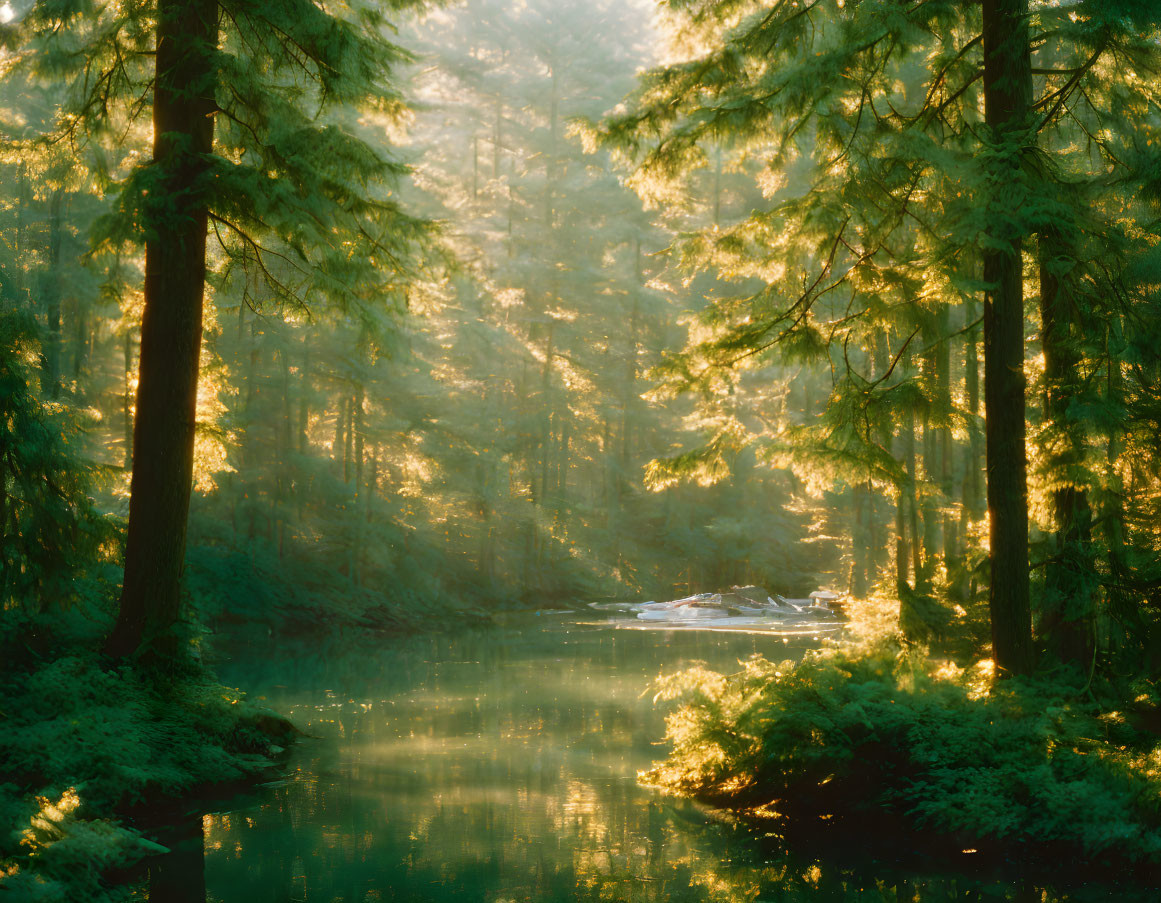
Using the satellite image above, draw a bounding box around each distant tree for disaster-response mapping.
[397,0,836,601]
[0,308,110,608]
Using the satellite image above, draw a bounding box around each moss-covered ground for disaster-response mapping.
[0,607,294,902]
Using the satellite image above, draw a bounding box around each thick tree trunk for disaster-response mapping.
[106,0,218,660]
[1101,332,1154,667]
[981,0,1034,675]
[1038,234,1095,665]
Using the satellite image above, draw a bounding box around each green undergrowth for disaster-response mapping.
[646,625,1161,874]
[183,515,497,638]
[0,606,295,902]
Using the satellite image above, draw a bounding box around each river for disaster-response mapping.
[135,617,1137,902]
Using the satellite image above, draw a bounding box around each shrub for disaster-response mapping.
[646,638,1161,866]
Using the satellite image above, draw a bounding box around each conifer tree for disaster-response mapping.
[980,0,1033,672]
[10,0,432,659]
[587,0,1161,673]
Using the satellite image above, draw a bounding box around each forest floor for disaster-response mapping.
[0,606,295,902]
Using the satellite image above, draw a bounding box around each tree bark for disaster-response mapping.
[123,330,134,470]
[982,0,1034,675]
[894,481,909,593]
[1038,233,1095,665]
[904,408,924,591]
[106,0,218,660]
[41,189,64,399]
[71,292,89,390]
[920,332,939,570]
[936,304,958,566]
[962,296,985,521]
[851,481,870,598]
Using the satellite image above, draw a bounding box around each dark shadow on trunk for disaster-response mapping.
[106,0,219,662]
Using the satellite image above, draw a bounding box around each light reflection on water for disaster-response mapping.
[162,620,1138,903]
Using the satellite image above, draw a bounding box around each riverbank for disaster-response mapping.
[645,622,1161,880]
[0,607,294,902]
[134,618,1158,902]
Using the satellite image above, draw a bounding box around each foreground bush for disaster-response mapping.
[646,639,1161,866]
[0,608,293,901]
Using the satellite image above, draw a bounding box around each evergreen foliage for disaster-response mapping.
[4,0,1161,892]
[581,0,1161,676]
[0,308,112,609]
[648,634,1161,868]
[0,605,292,901]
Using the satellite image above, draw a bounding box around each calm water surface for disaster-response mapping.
[145,618,1137,902]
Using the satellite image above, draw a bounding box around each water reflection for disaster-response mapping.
[146,814,206,903]
[165,621,1143,903]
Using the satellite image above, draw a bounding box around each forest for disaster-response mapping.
[4,0,1161,900]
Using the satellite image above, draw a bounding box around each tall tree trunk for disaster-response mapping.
[12,164,30,306]
[981,0,1034,675]
[545,68,557,228]
[148,815,206,903]
[1038,234,1095,665]
[921,357,940,573]
[106,0,218,660]
[851,482,870,598]
[343,390,354,485]
[904,408,924,590]
[123,330,134,470]
[241,311,259,544]
[41,189,64,399]
[879,337,910,596]
[953,296,984,603]
[296,349,310,523]
[895,485,909,594]
[962,295,985,521]
[936,304,958,566]
[351,383,365,584]
[538,321,554,509]
[556,409,570,498]
[1101,325,1152,667]
[276,346,293,558]
[71,292,89,390]
[333,394,349,473]
[894,419,912,595]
